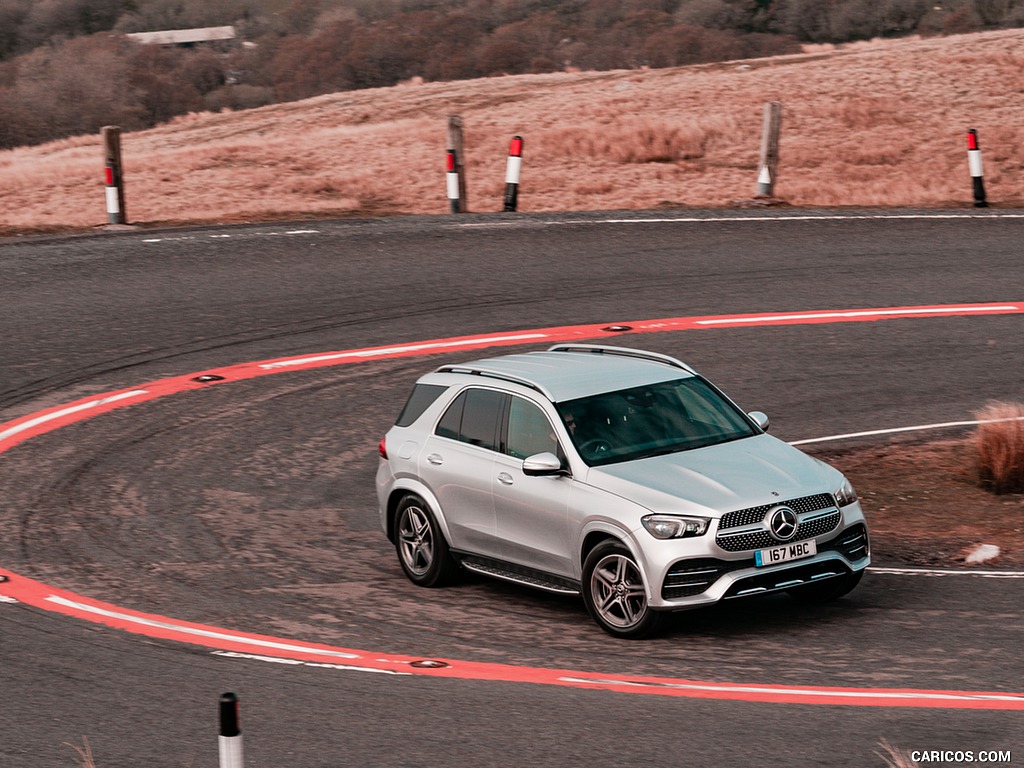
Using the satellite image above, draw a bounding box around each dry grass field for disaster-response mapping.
[2,28,1024,235]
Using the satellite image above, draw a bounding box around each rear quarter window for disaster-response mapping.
[395,383,448,427]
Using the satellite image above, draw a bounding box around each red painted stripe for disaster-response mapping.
[2,301,1023,707]
[509,136,523,157]
[1,567,1020,709]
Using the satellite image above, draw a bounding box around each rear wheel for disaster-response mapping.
[394,495,457,587]
[582,540,662,639]
[787,569,863,603]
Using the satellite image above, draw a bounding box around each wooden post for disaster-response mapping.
[447,115,467,213]
[756,102,782,197]
[102,126,127,225]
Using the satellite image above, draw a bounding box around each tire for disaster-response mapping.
[582,540,662,639]
[787,569,863,604]
[394,495,458,587]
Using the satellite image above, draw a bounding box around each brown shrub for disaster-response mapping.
[828,96,905,130]
[974,401,1024,494]
[547,119,714,164]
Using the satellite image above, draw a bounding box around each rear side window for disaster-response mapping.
[435,388,506,451]
[395,384,448,427]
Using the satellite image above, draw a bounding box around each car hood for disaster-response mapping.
[582,434,839,517]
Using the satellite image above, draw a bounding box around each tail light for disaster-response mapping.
[378,436,388,459]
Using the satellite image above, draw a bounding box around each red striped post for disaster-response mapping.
[445,149,460,214]
[503,135,523,212]
[101,126,126,225]
[966,129,988,208]
[219,693,244,768]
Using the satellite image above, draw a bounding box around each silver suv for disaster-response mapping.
[376,344,869,638]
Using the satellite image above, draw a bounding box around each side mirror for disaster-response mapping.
[522,452,565,476]
[748,411,770,432]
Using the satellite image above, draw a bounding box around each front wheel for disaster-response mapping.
[787,569,863,603]
[582,540,662,639]
[394,495,458,587]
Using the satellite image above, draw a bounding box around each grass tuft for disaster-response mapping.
[876,738,920,768]
[974,401,1024,494]
[65,737,96,768]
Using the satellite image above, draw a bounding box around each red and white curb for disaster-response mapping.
[0,568,1021,709]
[2,301,1023,709]
[2,302,1021,454]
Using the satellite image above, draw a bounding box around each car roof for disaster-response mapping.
[433,345,696,402]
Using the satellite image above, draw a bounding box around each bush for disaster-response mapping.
[975,401,1024,494]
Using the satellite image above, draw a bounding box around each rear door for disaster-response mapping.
[418,387,508,559]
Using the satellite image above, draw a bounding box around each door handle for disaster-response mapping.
[426,453,443,465]
[497,472,514,486]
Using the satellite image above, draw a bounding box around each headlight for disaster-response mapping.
[834,478,858,507]
[641,514,710,539]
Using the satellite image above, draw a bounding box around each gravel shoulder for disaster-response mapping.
[810,436,1024,568]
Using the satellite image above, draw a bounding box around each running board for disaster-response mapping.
[459,556,581,596]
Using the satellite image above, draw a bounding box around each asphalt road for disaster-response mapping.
[1,210,1022,767]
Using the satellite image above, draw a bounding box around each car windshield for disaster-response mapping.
[555,377,758,466]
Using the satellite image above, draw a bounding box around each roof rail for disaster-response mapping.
[545,344,696,374]
[434,365,554,399]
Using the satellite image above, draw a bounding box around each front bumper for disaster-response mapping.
[645,517,870,611]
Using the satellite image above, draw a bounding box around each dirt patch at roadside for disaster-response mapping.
[809,436,1024,568]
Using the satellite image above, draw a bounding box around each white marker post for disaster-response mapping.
[219,693,244,768]
[967,129,987,208]
[503,135,523,212]
[445,149,460,214]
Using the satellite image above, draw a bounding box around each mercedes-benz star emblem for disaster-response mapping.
[768,506,798,541]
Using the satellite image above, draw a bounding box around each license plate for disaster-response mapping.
[755,539,817,567]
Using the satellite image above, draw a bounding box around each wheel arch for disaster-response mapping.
[385,481,450,545]
[579,523,655,599]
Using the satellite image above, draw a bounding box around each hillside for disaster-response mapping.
[2,29,1024,235]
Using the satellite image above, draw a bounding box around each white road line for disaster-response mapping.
[212,651,408,675]
[596,214,1024,224]
[698,306,1020,325]
[259,333,550,369]
[789,416,1024,446]
[45,596,361,659]
[868,567,1024,578]
[0,390,148,445]
[557,676,1024,702]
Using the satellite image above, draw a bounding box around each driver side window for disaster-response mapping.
[506,397,560,460]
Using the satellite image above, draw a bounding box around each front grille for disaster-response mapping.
[718,493,836,530]
[716,493,840,553]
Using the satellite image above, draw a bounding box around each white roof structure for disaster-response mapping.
[125,26,236,45]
